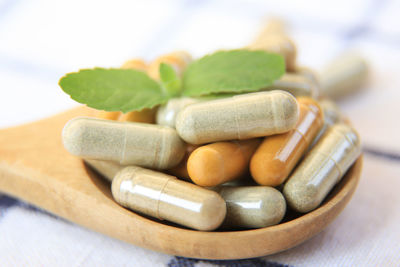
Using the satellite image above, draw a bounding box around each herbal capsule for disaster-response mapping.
[96,111,121,121]
[309,99,344,149]
[320,53,368,99]
[168,144,199,181]
[176,91,299,145]
[295,66,320,85]
[215,186,286,229]
[250,97,323,186]
[84,159,123,182]
[148,51,192,80]
[187,139,261,187]
[283,123,361,213]
[295,66,321,98]
[266,73,319,98]
[112,166,226,231]
[62,117,185,169]
[248,35,297,71]
[121,59,148,71]
[156,97,201,128]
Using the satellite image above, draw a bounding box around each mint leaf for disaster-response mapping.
[197,92,238,100]
[59,68,167,113]
[182,50,285,96]
[159,63,182,97]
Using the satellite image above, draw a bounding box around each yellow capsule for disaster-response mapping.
[265,73,319,98]
[176,91,299,145]
[250,97,324,186]
[156,97,200,128]
[215,186,286,229]
[283,123,361,213]
[120,59,148,71]
[168,144,199,181]
[119,108,157,124]
[148,51,192,80]
[112,166,226,231]
[96,111,121,121]
[248,35,297,71]
[62,117,185,169]
[187,139,261,187]
[320,53,368,99]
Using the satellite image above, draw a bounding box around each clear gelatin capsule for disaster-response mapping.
[283,123,361,213]
[112,166,227,231]
[62,117,185,169]
[175,91,299,145]
[215,186,286,229]
[156,97,201,128]
[250,97,324,186]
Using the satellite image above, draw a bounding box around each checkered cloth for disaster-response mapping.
[1,0,399,266]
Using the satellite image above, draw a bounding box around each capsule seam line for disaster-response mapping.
[317,151,343,183]
[233,101,241,139]
[153,129,163,169]
[272,95,278,133]
[121,124,128,164]
[156,177,172,220]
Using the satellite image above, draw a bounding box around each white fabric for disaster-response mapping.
[0,0,399,266]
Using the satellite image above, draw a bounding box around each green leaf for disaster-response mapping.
[159,63,182,97]
[196,92,238,100]
[182,50,285,96]
[59,68,167,113]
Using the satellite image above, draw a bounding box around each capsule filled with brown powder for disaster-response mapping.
[250,97,324,186]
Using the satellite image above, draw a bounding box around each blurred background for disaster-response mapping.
[0,0,399,266]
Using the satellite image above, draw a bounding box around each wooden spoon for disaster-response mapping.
[0,106,362,259]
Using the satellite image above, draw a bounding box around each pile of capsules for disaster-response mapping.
[62,21,366,231]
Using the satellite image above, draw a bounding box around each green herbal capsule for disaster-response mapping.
[283,123,361,213]
[176,91,299,145]
[215,186,286,229]
[112,166,227,231]
[63,117,185,169]
[156,97,200,128]
[320,53,368,99]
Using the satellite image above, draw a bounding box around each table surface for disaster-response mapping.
[0,0,399,266]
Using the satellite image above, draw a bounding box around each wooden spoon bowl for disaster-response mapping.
[0,106,362,259]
